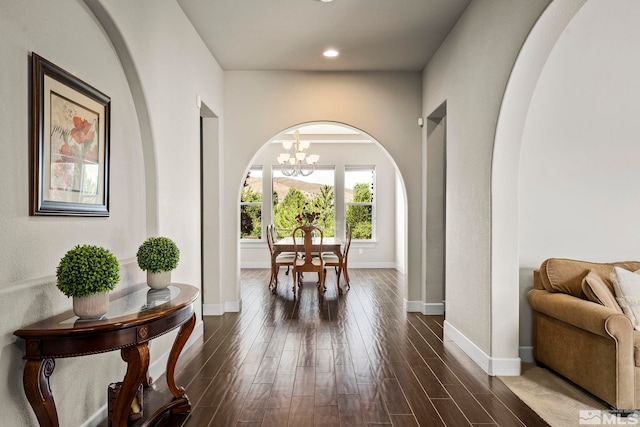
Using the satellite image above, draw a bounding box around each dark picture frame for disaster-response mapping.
[30,53,110,216]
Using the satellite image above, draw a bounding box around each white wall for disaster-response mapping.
[220,71,422,314]
[1,0,225,424]
[396,174,407,274]
[240,141,398,269]
[0,1,146,425]
[91,0,224,293]
[519,0,640,346]
[422,0,550,371]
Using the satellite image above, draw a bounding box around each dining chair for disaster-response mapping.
[323,223,352,293]
[266,224,296,294]
[292,224,326,295]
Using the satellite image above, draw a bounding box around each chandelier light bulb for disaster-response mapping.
[276,129,319,177]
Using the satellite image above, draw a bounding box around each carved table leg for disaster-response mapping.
[165,313,195,414]
[23,359,58,427]
[113,344,149,427]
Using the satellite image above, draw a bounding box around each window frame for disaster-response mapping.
[344,165,376,241]
[240,165,264,241]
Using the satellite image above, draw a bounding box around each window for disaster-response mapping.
[272,167,335,239]
[345,166,375,240]
[240,167,263,239]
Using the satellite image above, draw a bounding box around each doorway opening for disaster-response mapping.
[426,102,447,315]
[239,121,409,298]
[200,104,219,317]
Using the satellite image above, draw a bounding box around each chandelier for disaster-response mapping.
[276,130,319,177]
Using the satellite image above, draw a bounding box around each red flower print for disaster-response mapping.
[70,116,95,145]
[59,143,73,163]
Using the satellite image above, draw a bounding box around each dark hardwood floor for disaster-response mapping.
[154,268,548,427]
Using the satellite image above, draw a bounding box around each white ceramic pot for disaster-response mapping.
[147,271,171,289]
[73,292,109,319]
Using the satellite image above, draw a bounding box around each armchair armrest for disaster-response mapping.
[528,288,632,339]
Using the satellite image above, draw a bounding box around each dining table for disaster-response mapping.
[272,236,343,292]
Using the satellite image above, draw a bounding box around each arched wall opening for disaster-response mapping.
[238,121,409,298]
[491,0,586,368]
[217,71,423,316]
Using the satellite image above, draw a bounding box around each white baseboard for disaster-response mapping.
[519,346,534,363]
[81,320,204,427]
[348,262,397,269]
[241,261,270,269]
[404,300,444,315]
[443,320,521,376]
[203,299,242,315]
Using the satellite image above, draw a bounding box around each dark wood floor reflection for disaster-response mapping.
[158,268,547,427]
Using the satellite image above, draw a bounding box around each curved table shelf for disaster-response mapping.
[14,283,199,427]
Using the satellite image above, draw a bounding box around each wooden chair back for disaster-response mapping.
[292,224,326,293]
[343,223,353,264]
[266,224,275,255]
[292,224,324,269]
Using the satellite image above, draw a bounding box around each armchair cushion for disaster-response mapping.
[582,270,623,313]
[612,267,640,331]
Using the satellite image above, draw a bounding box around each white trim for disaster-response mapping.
[240,261,270,269]
[444,320,521,376]
[519,346,534,363]
[81,321,204,427]
[0,257,138,295]
[240,240,267,247]
[490,358,521,376]
[404,300,444,315]
[404,300,421,312]
[423,302,445,315]
[348,262,396,269]
[203,299,242,316]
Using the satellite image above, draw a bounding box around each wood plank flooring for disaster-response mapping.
[153,268,548,427]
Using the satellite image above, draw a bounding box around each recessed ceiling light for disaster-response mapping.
[323,49,339,58]
[314,0,334,2]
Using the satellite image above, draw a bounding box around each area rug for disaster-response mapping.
[498,363,625,426]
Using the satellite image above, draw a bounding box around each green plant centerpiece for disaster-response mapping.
[136,236,180,289]
[56,244,120,319]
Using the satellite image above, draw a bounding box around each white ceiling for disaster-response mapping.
[177,0,471,71]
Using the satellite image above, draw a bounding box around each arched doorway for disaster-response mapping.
[491,1,586,368]
[238,121,409,299]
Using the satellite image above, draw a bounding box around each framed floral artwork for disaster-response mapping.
[30,53,110,216]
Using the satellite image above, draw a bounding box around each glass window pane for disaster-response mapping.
[241,168,263,202]
[346,204,372,239]
[345,168,374,202]
[240,205,262,239]
[345,166,374,239]
[241,167,263,239]
[272,167,335,237]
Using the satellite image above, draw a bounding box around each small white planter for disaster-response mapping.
[147,271,171,289]
[73,292,109,319]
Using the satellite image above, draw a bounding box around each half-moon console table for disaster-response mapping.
[14,283,199,427]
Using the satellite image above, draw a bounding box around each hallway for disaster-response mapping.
[157,269,547,426]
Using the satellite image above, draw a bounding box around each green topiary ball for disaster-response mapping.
[56,244,120,298]
[136,237,180,274]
